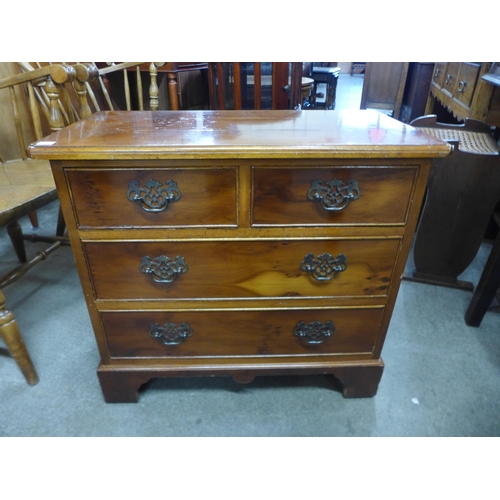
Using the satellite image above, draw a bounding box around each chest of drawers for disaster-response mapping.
[30,109,449,402]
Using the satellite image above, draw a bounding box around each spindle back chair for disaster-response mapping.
[0,62,96,385]
[0,61,177,384]
[84,62,167,112]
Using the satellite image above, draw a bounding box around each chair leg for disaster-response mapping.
[465,221,500,327]
[0,289,39,385]
[28,210,39,228]
[7,220,27,263]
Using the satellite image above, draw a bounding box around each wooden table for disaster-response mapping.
[29,109,449,402]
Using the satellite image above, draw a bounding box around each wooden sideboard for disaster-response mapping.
[426,62,494,122]
[29,110,449,403]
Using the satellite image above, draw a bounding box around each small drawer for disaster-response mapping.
[101,307,384,359]
[252,167,416,226]
[65,167,238,228]
[84,238,400,300]
[432,63,447,87]
[454,63,480,108]
[442,62,460,95]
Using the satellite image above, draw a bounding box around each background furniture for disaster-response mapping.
[89,62,168,111]
[30,109,449,403]
[96,62,209,111]
[426,63,494,123]
[154,62,208,110]
[404,115,500,290]
[400,62,434,123]
[0,289,38,385]
[351,63,366,76]
[308,63,340,109]
[0,61,173,384]
[360,62,409,118]
[0,62,86,384]
[465,210,500,326]
[207,62,308,110]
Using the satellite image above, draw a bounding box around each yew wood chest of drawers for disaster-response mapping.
[30,109,450,402]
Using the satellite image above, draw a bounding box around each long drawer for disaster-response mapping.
[252,166,417,226]
[84,238,400,300]
[101,307,385,358]
[65,167,238,228]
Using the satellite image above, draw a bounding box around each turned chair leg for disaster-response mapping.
[0,289,39,385]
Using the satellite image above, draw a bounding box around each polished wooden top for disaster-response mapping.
[29,110,451,160]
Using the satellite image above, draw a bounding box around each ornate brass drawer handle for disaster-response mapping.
[300,253,347,281]
[307,178,360,211]
[458,80,467,93]
[140,255,188,283]
[127,178,181,212]
[294,320,335,345]
[150,322,193,346]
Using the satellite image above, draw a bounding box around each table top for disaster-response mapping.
[29,109,451,161]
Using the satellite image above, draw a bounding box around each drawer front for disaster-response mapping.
[85,238,400,300]
[252,167,416,226]
[101,307,384,358]
[432,62,447,87]
[442,62,460,95]
[454,63,480,108]
[66,167,238,228]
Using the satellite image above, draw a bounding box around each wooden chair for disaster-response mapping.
[0,62,97,384]
[207,62,310,110]
[26,62,171,113]
[0,289,38,385]
[86,62,168,112]
[0,62,171,384]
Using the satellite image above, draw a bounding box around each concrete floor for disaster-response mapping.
[1,75,499,439]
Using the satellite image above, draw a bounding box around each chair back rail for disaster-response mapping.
[0,63,77,160]
[91,62,166,112]
[19,62,98,118]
